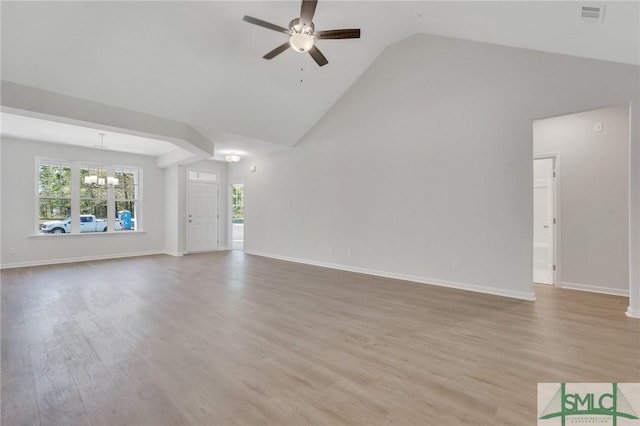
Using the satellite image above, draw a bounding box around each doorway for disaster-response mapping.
[231,184,244,250]
[186,177,219,252]
[533,157,556,285]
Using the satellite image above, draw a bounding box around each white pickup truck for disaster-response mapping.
[40,215,124,234]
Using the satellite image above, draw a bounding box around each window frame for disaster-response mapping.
[35,157,143,235]
[188,169,217,182]
[36,159,73,233]
[79,162,109,230]
[113,165,141,232]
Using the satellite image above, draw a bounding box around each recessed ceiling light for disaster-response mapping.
[412,12,422,18]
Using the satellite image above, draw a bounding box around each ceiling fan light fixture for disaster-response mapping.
[225,154,241,163]
[289,33,314,52]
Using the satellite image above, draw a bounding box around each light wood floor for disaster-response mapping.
[2,251,639,425]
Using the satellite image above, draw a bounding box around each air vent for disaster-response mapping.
[581,5,605,23]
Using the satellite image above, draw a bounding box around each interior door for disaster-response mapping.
[533,158,555,284]
[187,181,219,252]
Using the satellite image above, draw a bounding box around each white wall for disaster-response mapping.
[236,34,640,302]
[164,164,180,255]
[534,106,630,295]
[0,137,230,266]
[0,137,166,267]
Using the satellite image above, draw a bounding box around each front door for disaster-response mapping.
[187,180,218,252]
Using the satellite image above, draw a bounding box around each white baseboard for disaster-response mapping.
[559,281,629,297]
[163,250,184,257]
[245,250,536,301]
[184,248,229,255]
[0,250,167,269]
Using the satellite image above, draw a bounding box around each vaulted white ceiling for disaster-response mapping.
[1,1,638,158]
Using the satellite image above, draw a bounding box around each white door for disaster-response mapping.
[533,158,555,284]
[187,181,219,252]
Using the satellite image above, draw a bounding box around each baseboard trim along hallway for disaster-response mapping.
[245,250,536,301]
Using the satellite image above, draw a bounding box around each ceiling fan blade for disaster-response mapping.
[242,15,289,34]
[308,45,328,67]
[299,0,318,27]
[315,29,361,39]
[263,42,291,60]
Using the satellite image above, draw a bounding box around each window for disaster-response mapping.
[38,160,72,232]
[37,158,142,234]
[114,167,139,231]
[80,164,108,222]
[188,170,217,182]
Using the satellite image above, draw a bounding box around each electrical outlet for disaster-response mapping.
[452,260,460,270]
[9,248,17,255]
[347,249,352,257]
[329,247,334,255]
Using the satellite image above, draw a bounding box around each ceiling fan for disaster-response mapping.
[242,0,360,67]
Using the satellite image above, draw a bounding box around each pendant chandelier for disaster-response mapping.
[84,133,119,186]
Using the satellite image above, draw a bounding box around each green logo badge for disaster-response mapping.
[538,383,639,426]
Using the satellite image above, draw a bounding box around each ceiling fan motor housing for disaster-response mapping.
[289,18,314,35]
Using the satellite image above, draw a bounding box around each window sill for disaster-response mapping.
[30,231,147,239]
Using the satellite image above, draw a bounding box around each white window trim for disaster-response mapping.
[36,157,142,235]
[188,169,217,182]
[113,164,142,232]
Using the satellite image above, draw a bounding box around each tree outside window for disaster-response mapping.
[232,184,244,223]
[38,160,72,224]
[80,165,108,220]
[114,167,139,231]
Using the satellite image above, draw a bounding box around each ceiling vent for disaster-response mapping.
[581,5,605,23]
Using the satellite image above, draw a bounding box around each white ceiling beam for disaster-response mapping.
[156,148,204,168]
[0,81,214,163]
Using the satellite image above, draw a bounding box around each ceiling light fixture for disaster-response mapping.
[84,133,119,186]
[242,0,361,67]
[225,154,241,163]
[289,32,314,52]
